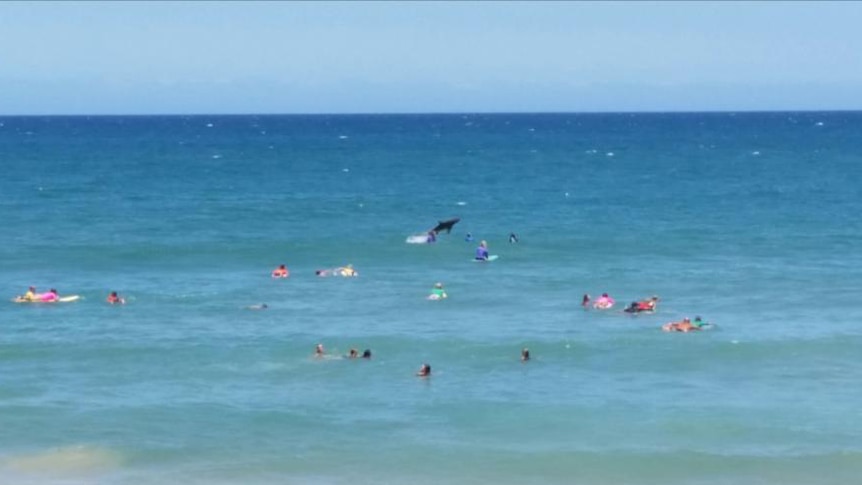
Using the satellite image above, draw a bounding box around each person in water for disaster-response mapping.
[315,344,325,357]
[593,293,615,309]
[39,289,59,302]
[361,349,372,359]
[692,316,709,328]
[662,318,700,333]
[521,348,531,362]
[272,264,289,278]
[626,296,659,313]
[348,348,359,359]
[106,291,125,305]
[465,233,474,242]
[426,231,437,244]
[475,240,489,261]
[581,294,591,309]
[18,286,37,302]
[246,303,268,310]
[416,363,431,377]
[509,233,519,243]
[338,264,357,277]
[429,282,447,300]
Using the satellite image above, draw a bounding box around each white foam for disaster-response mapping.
[1,444,122,476]
[339,135,348,139]
[815,121,824,126]
[456,201,467,206]
[342,168,349,172]
[206,123,213,127]
[606,152,614,157]
[751,151,760,156]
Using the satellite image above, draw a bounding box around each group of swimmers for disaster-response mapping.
[581,292,711,331]
[582,293,659,313]
[15,287,126,305]
[271,264,359,278]
[311,342,531,378]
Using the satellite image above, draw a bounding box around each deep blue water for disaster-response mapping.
[1,112,861,484]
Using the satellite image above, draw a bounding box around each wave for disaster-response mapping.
[1,444,122,476]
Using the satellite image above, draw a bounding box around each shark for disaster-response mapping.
[430,217,461,235]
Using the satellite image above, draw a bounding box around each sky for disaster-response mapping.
[1,1,861,114]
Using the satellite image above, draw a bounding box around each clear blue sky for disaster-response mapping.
[2,1,861,114]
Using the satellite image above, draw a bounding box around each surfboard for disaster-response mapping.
[13,295,80,303]
[472,255,499,262]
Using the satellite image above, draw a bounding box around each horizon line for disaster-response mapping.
[1,108,861,118]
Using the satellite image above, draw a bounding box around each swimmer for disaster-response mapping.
[581,294,591,309]
[361,349,372,359]
[246,303,268,310]
[429,282,447,300]
[509,232,519,243]
[465,233,474,242]
[426,231,437,244]
[314,344,325,357]
[347,348,359,359]
[315,269,331,277]
[106,291,125,305]
[39,289,59,302]
[521,348,530,362]
[416,363,431,377]
[593,293,615,310]
[475,240,489,261]
[272,264,289,278]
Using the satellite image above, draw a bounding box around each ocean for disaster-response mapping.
[1,112,861,484]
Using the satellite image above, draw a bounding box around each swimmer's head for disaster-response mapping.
[362,349,372,359]
[602,293,608,298]
[435,282,443,288]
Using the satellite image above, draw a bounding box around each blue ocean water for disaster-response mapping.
[1,112,861,484]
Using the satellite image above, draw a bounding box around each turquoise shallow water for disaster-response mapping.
[1,113,861,484]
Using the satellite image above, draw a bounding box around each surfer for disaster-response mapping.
[17,286,37,302]
[692,316,710,329]
[106,291,125,305]
[427,231,437,243]
[337,264,357,277]
[475,240,489,261]
[272,264,289,278]
[429,282,447,300]
[662,318,700,333]
[416,363,431,377]
[39,289,59,303]
[624,296,659,313]
[315,344,325,358]
[521,348,530,362]
[593,293,614,309]
[509,233,519,243]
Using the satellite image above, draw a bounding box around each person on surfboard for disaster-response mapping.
[475,240,490,261]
